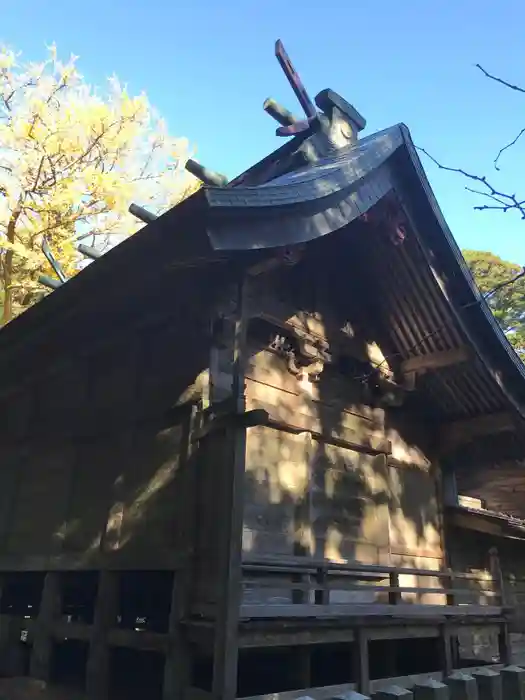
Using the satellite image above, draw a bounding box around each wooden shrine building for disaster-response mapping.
[0,41,525,700]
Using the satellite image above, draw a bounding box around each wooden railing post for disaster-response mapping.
[389,570,401,604]
[314,566,329,605]
[506,573,517,610]
[489,547,506,606]
[291,571,306,604]
[446,568,456,607]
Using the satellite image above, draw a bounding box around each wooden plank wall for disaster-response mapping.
[244,351,442,568]
[243,344,443,583]
[0,319,203,571]
[388,459,442,570]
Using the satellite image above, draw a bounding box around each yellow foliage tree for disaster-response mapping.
[0,45,199,324]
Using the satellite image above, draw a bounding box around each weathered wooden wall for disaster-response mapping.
[242,268,444,583]
[244,348,390,565]
[0,347,193,570]
[0,264,234,575]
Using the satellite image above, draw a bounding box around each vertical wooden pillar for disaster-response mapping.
[30,571,61,682]
[211,280,248,700]
[163,406,199,700]
[353,628,370,696]
[86,570,119,700]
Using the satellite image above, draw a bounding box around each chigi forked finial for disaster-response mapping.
[265,39,367,150]
[270,40,318,137]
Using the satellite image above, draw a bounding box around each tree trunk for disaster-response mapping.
[1,249,13,326]
[2,212,20,326]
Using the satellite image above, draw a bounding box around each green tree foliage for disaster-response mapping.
[463,249,525,357]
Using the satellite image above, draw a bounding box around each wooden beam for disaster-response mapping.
[248,397,391,455]
[401,346,471,374]
[440,411,517,451]
[192,408,269,442]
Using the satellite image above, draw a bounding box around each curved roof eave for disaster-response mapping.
[203,123,525,421]
[396,123,525,420]
[203,126,405,251]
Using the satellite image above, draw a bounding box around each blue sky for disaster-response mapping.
[3,0,525,263]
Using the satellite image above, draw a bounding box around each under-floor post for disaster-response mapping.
[438,624,453,676]
[163,407,199,700]
[353,628,370,696]
[85,570,119,700]
[291,646,311,689]
[30,571,61,683]
[163,571,192,700]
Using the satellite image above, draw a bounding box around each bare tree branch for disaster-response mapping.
[474,64,525,170]
[417,146,525,219]
[476,64,525,94]
[494,127,525,170]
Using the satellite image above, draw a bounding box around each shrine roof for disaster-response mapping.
[0,101,524,461]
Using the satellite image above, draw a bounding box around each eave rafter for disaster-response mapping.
[440,411,519,453]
